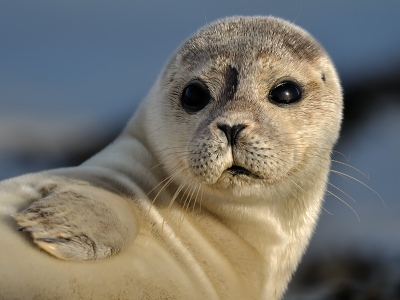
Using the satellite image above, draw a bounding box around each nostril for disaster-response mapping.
[231,124,246,144]
[217,123,246,146]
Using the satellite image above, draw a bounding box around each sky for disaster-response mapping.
[1,0,400,283]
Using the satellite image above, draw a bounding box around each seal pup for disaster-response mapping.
[0,16,342,299]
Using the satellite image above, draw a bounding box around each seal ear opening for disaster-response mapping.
[321,71,326,83]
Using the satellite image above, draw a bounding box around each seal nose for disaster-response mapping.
[217,123,246,146]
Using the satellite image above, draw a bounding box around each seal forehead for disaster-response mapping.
[178,16,325,64]
[221,65,239,102]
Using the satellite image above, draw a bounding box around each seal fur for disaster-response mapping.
[0,16,342,299]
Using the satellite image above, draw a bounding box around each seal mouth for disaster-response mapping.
[226,165,253,177]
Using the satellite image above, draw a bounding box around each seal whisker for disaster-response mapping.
[146,173,176,197]
[331,170,386,207]
[331,160,369,178]
[191,185,202,212]
[175,183,194,229]
[146,169,182,219]
[327,182,357,203]
[321,206,334,216]
[326,190,360,222]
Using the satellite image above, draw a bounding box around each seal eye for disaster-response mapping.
[268,81,302,105]
[181,80,211,113]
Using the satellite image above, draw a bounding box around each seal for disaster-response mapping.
[0,16,342,300]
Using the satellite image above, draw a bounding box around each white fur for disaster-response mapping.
[0,16,342,299]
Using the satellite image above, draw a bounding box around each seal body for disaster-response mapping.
[0,16,342,299]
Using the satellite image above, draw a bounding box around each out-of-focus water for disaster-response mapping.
[1,1,399,118]
[311,104,400,256]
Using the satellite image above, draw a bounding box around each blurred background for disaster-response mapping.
[1,1,399,299]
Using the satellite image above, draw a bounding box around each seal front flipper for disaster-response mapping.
[12,181,139,261]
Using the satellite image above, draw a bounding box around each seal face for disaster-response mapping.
[147,16,342,198]
[0,16,343,300]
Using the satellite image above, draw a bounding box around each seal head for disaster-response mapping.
[145,16,342,199]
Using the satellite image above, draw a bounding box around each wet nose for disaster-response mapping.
[217,124,246,146]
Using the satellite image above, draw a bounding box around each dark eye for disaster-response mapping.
[268,81,302,105]
[181,80,211,113]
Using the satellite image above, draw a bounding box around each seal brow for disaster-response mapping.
[220,65,239,102]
